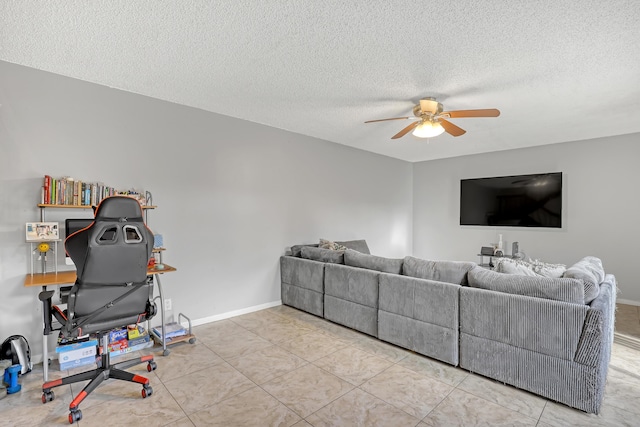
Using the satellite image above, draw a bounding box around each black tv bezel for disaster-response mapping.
[459,172,563,228]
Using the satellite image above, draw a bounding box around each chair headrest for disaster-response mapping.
[94,196,144,221]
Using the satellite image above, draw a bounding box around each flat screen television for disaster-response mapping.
[64,218,94,265]
[460,172,562,228]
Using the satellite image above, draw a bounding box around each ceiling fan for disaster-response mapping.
[364,97,500,139]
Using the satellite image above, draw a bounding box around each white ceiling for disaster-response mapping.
[2,1,639,162]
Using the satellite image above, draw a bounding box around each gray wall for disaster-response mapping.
[413,132,640,303]
[0,61,413,362]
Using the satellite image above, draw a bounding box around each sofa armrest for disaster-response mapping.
[280,255,325,293]
[460,287,589,360]
[574,275,616,366]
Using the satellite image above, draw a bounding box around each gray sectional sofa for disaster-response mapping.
[280,241,616,414]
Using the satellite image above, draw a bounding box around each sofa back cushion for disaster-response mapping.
[468,266,585,304]
[563,256,604,304]
[344,249,403,274]
[402,256,476,285]
[325,264,379,308]
[300,246,344,264]
[291,243,319,257]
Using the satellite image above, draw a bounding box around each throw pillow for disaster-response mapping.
[530,259,567,279]
[344,249,403,274]
[563,256,605,304]
[319,238,348,251]
[300,246,345,264]
[335,239,370,254]
[494,258,567,279]
[494,258,538,276]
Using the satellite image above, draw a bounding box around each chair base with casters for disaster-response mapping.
[42,333,157,423]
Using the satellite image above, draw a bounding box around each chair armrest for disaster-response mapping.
[38,290,56,335]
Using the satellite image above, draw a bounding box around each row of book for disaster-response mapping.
[41,175,147,206]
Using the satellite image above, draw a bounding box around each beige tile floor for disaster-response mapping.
[2,303,639,426]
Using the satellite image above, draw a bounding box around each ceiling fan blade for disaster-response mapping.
[391,121,419,139]
[364,116,413,123]
[439,119,466,137]
[442,109,500,118]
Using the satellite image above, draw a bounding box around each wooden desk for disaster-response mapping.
[25,264,177,381]
[24,265,177,287]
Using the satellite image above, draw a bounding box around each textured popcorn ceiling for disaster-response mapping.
[1,1,639,162]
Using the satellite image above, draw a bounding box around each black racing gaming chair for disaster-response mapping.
[40,196,158,424]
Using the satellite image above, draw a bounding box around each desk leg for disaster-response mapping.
[41,285,49,382]
[42,333,48,382]
[154,274,169,356]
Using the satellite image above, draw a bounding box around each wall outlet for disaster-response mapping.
[164,299,172,311]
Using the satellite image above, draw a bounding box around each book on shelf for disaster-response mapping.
[151,322,187,340]
[40,174,148,206]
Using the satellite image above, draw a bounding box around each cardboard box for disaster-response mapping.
[109,328,128,343]
[128,334,151,348]
[60,355,96,371]
[127,325,145,340]
[57,339,98,362]
[108,339,128,353]
[57,339,98,371]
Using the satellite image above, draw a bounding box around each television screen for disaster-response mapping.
[460,172,562,228]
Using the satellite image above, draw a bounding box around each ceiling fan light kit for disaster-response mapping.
[365,97,500,140]
[412,120,445,138]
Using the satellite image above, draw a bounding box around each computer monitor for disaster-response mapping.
[64,218,94,265]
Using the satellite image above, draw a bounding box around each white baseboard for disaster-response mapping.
[617,298,640,306]
[186,300,282,327]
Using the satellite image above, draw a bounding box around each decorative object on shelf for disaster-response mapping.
[494,234,504,256]
[480,246,494,256]
[25,222,59,242]
[26,222,59,275]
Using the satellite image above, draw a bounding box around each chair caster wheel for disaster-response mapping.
[147,361,157,372]
[42,390,55,403]
[189,337,196,344]
[68,409,82,423]
[163,349,170,356]
[142,385,153,398]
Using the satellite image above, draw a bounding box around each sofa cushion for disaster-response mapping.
[402,256,475,285]
[291,243,319,257]
[344,249,403,274]
[563,256,604,304]
[300,246,344,264]
[468,266,585,304]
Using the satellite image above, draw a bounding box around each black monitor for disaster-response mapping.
[64,218,94,265]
